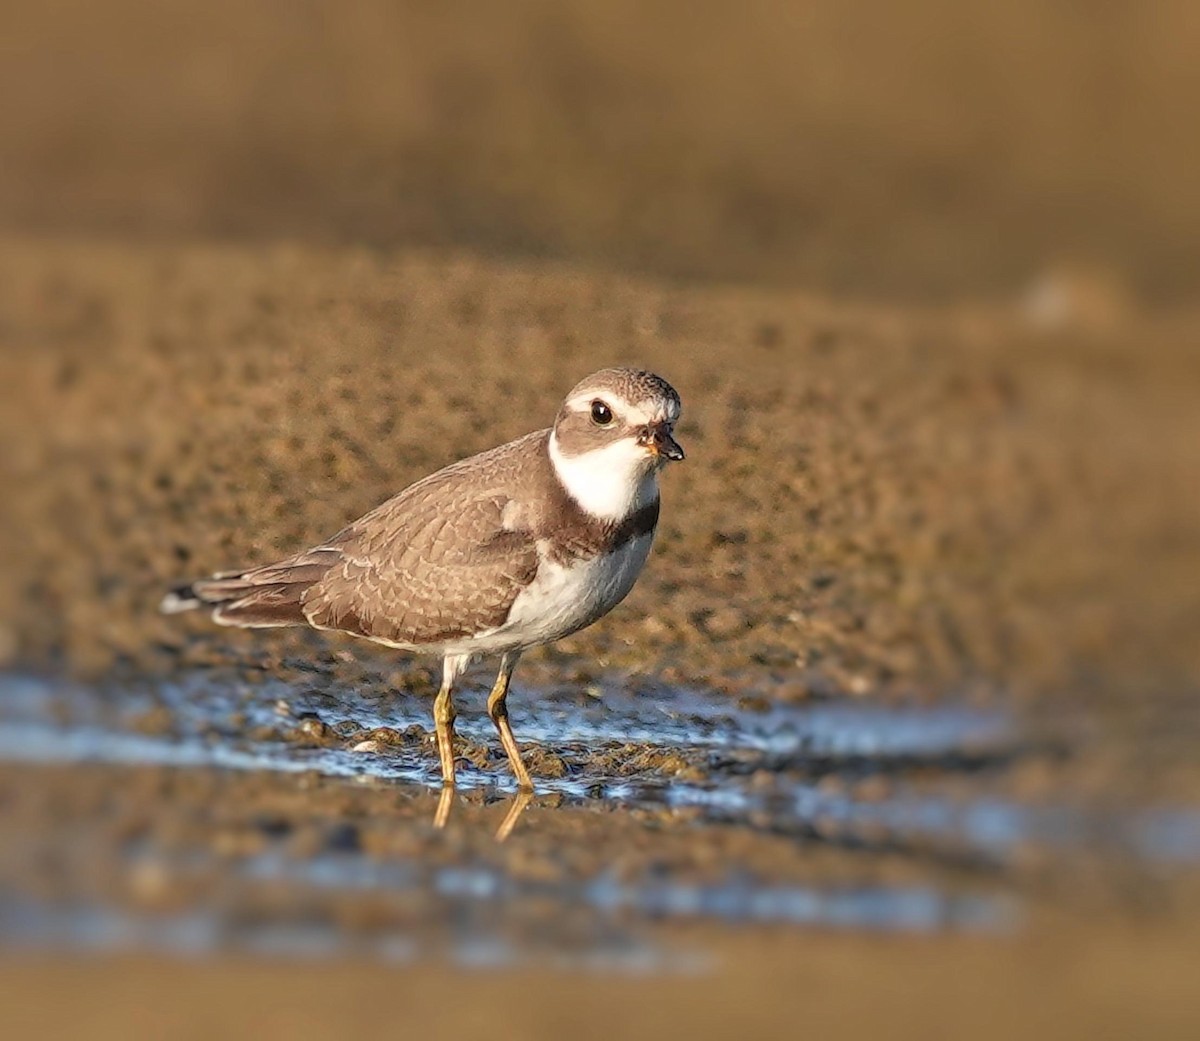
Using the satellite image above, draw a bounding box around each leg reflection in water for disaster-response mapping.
[432,786,533,842]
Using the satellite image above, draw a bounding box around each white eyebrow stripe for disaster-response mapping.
[563,395,669,426]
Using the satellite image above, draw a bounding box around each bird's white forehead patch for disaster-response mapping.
[564,392,679,427]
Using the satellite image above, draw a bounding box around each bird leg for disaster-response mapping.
[433,680,457,787]
[486,651,534,791]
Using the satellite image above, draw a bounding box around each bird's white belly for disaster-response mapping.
[465,532,655,653]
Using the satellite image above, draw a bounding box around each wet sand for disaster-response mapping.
[6,921,1200,1041]
[3,747,1199,1040]
[2,656,1200,1038]
[4,239,1198,703]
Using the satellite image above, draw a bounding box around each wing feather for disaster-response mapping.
[301,459,540,645]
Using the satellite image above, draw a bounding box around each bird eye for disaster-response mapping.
[590,400,614,426]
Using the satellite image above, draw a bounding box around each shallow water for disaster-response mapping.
[0,851,1015,972]
[1,670,1197,968]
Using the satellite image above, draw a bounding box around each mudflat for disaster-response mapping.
[4,239,1198,702]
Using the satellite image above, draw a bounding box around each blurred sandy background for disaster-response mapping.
[3,0,1198,694]
[3,0,1199,299]
[3,3,1200,1039]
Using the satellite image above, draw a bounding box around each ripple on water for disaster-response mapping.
[1,671,1199,867]
[1,669,1198,965]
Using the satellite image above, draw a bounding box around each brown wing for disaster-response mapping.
[168,430,548,641]
[298,439,546,645]
[301,486,538,645]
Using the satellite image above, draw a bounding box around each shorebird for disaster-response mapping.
[162,367,684,793]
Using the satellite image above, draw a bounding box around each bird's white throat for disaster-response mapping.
[548,431,658,523]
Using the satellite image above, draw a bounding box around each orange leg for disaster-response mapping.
[432,677,458,789]
[486,652,534,792]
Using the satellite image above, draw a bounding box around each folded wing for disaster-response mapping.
[303,484,539,645]
[167,464,541,646]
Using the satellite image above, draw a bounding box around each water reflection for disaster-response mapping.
[0,669,1198,966]
[1,672,1196,866]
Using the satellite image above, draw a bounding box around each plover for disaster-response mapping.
[162,367,684,792]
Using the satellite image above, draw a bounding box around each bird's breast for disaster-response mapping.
[493,528,656,647]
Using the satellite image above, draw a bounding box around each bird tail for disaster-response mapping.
[160,548,342,628]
